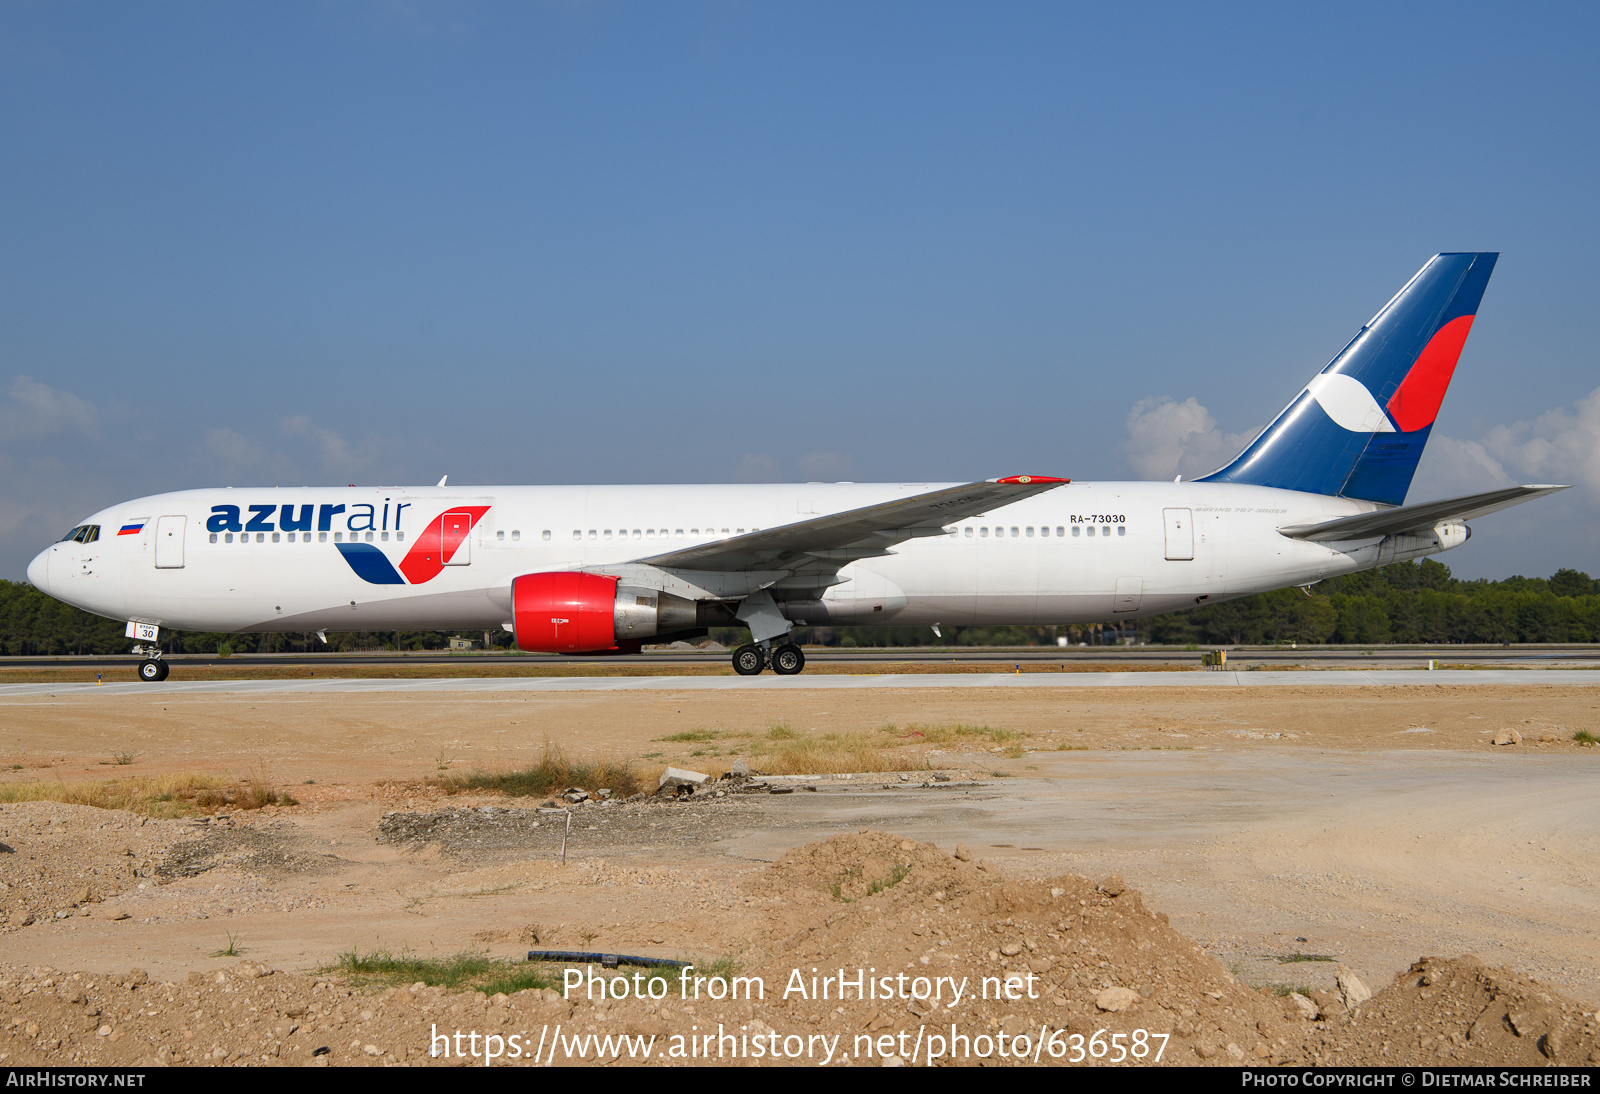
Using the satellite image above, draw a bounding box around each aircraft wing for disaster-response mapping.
[637,476,1070,571]
[1277,484,1569,541]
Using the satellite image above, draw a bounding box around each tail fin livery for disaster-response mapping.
[1198,252,1497,505]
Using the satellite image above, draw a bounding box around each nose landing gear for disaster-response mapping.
[132,643,169,682]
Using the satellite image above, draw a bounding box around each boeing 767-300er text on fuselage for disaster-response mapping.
[27,253,1567,680]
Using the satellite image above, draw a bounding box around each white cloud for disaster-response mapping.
[735,453,780,482]
[201,426,269,471]
[798,450,852,481]
[1480,387,1600,496]
[1414,386,1600,502]
[279,415,382,477]
[1121,396,1255,480]
[1408,434,1513,500]
[0,375,100,440]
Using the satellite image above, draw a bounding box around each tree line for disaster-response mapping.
[5,559,1600,655]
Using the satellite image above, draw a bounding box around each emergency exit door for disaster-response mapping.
[1163,508,1194,561]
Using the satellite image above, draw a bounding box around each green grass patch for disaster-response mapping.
[830,862,911,903]
[332,949,560,995]
[653,730,723,743]
[333,948,740,999]
[1574,730,1598,746]
[1275,953,1339,964]
[1270,982,1313,997]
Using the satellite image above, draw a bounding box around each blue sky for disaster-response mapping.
[3,2,1598,581]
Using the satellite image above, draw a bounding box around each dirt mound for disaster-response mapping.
[738,830,1293,1063]
[1287,955,1600,1066]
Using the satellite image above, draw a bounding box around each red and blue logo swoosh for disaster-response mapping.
[336,507,490,585]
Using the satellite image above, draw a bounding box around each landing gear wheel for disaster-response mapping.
[771,643,805,675]
[138,659,168,682]
[732,644,765,676]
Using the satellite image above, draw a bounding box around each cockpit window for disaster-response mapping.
[58,525,99,543]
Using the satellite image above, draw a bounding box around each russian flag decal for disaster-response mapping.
[118,520,146,536]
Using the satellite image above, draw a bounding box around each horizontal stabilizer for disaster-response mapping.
[1277,484,1568,541]
[640,476,1070,571]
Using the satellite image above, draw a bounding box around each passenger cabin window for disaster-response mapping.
[497,530,505,541]
[512,530,521,541]
[1071,526,1080,537]
[541,530,550,541]
[1118,525,1126,536]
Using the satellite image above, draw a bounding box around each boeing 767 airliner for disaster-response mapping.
[27,252,1566,680]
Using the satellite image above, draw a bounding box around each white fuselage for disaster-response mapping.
[26,480,1432,636]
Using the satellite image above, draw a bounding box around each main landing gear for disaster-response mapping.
[133,645,169,682]
[731,642,806,676]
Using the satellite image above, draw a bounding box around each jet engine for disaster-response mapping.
[511,572,708,653]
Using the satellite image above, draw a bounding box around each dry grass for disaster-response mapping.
[753,732,930,775]
[879,722,1021,746]
[439,741,643,799]
[644,719,1034,777]
[733,722,922,775]
[0,770,296,817]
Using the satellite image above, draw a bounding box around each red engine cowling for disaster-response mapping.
[512,572,620,653]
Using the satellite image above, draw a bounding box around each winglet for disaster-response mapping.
[993,475,1071,485]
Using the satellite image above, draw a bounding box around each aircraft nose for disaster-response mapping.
[26,547,50,595]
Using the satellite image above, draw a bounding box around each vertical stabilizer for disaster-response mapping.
[1197,252,1497,505]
